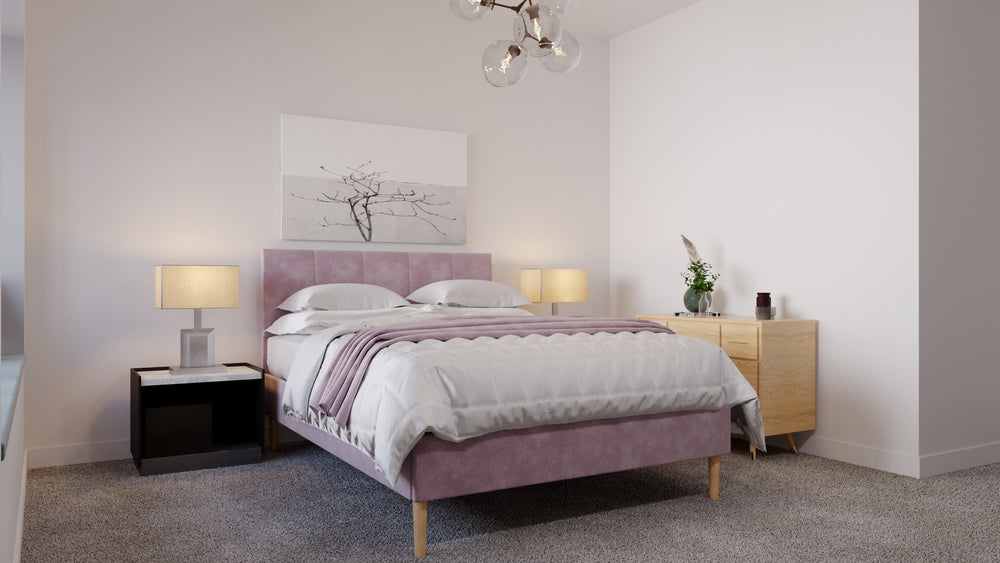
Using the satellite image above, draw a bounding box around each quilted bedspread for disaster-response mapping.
[281,306,764,483]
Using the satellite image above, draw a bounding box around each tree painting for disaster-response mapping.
[292,161,456,242]
[280,115,467,244]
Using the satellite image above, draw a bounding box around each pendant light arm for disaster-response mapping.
[490,0,530,14]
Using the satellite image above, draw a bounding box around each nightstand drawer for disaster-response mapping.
[721,324,758,360]
[732,358,759,391]
[669,322,720,345]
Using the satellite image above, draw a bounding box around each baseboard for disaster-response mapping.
[14,454,26,563]
[27,424,302,469]
[28,439,130,469]
[799,435,921,478]
[919,440,1000,477]
[23,432,999,479]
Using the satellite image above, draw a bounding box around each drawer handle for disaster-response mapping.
[728,341,749,345]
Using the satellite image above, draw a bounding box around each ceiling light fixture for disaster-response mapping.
[450,0,582,87]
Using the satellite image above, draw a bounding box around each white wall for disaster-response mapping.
[610,0,921,475]
[24,0,610,467]
[918,0,1000,475]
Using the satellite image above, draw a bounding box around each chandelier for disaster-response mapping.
[449,0,582,87]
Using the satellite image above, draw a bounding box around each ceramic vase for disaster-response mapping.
[684,287,712,313]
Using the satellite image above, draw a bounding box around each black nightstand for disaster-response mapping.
[130,362,264,476]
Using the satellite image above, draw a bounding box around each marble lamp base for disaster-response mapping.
[170,328,227,375]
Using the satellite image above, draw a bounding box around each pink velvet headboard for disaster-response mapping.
[260,249,492,370]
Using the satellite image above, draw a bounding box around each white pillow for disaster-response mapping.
[277,283,408,312]
[266,308,406,335]
[407,279,531,308]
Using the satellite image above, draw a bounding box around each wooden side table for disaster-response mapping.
[638,314,817,459]
[130,362,264,476]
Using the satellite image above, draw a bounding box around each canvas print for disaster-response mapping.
[281,115,467,244]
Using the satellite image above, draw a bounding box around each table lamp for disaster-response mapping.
[155,265,239,374]
[520,268,588,315]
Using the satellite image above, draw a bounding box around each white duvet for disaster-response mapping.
[281,305,764,483]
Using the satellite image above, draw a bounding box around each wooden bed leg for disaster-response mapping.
[269,416,278,452]
[749,443,757,461]
[708,456,721,501]
[413,501,428,558]
[785,433,799,454]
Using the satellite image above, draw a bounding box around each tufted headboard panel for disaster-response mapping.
[261,249,492,370]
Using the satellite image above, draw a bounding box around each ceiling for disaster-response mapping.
[0,1,697,42]
[565,0,698,38]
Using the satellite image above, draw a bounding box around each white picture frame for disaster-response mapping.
[281,115,468,244]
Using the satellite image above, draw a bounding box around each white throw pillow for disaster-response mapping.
[277,283,408,312]
[407,279,531,308]
[266,308,408,335]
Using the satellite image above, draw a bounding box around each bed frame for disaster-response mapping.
[261,249,730,557]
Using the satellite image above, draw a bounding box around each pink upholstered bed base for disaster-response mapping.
[264,376,729,502]
[261,249,730,556]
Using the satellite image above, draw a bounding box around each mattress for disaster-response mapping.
[266,334,309,380]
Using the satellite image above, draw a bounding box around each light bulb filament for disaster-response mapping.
[500,53,513,73]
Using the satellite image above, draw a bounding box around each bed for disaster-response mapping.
[261,249,762,557]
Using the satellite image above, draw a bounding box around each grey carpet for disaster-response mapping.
[22,443,1000,562]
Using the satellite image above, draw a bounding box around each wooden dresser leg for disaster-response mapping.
[785,433,799,454]
[708,456,720,501]
[749,443,757,461]
[413,501,428,558]
[268,416,278,452]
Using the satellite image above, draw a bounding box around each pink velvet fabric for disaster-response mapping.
[407,408,729,502]
[266,375,728,502]
[261,249,492,369]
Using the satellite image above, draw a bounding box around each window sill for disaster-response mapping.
[1,354,25,461]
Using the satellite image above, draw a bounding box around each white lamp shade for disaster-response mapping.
[520,268,588,304]
[155,265,239,309]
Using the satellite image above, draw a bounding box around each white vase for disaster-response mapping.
[698,292,711,314]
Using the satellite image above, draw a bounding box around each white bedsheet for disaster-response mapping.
[281,306,763,483]
[266,334,309,380]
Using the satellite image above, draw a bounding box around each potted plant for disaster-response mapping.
[682,259,719,313]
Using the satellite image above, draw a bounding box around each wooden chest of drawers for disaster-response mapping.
[637,314,817,458]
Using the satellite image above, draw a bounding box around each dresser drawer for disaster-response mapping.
[637,314,818,449]
[721,324,758,360]
[731,358,759,391]
[669,322,720,345]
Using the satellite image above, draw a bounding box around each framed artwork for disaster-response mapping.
[281,115,467,244]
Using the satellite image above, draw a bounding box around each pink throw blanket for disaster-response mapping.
[309,316,674,427]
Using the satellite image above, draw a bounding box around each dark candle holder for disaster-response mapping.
[755,292,772,320]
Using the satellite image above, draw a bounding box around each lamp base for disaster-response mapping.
[179,327,217,370]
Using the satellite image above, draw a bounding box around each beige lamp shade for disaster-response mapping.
[520,268,588,304]
[155,265,239,309]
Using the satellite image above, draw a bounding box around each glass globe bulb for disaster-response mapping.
[483,40,527,87]
[541,31,581,73]
[449,0,493,21]
[548,0,580,14]
[512,3,562,57]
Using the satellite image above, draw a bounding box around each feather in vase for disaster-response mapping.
[681,235,701,263]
